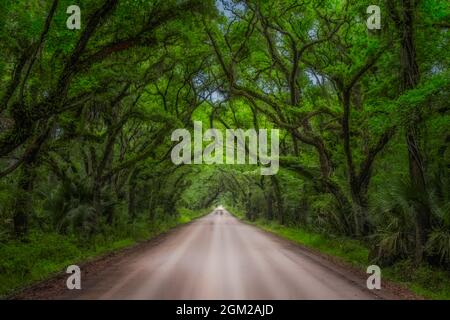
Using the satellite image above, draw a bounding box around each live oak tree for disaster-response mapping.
[0,0,449,281]
[0,0,216,235]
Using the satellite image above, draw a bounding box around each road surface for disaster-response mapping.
[55,210,396,299]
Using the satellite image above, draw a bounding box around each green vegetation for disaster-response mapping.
[0,0,449,299]
[254,220,369,268]
[269,222,450,300]
[235,202,450,300]
[234,211,450,299]
[0,207,207,297]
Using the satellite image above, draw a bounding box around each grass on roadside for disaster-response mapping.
[243,217,450,300]
[0,207,208,298]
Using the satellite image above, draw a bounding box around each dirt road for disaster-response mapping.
[49,210,399,299]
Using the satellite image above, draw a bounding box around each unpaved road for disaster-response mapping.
[29,209,405,300]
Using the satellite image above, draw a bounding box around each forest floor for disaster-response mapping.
[12,209,416,300]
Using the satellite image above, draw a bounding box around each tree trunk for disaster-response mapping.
[266,190,273,220]
[350,183,370,236]
[271,176,284,225]
[128,169,139,221]
[246,191,253,221]
[12,126,50,238]
[398,0,430,264]
[13,161,36,237]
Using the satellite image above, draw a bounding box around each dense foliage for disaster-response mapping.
[0,0,449,296]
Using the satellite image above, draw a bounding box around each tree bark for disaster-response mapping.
[12,125,51,237]
[128,168,139,221]
[271,176,284,225]
[266,190,273,220]
[397,0,430,264]
[13,162,36,237]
